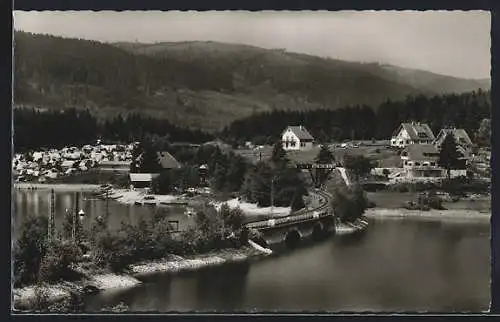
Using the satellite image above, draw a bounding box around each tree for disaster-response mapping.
[331,184,369,223]
[62,210,85,243]
[270,140,288,166]
[241,161,273,207]
[154,169,182,194]
[343,154,374,181]
[219,204,245,231]
[476,118,491,147]
[138,140,162,173]
[38,240,82,283]
[438,133,463,179]
[314,144,335,186]
[13,215,48,286]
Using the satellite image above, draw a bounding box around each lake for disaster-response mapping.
[12,189,191,240]
[12,189,491,312]
[82,219,490,313]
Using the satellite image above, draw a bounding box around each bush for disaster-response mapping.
[13,215,49,287]
[331,184,369,223]
[47,291,85,313]
[39,241,82,283]
[417,191,446,210]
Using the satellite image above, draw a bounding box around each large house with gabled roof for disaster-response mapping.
[391,122,436,148]
[282,126,315,151]
[400,144,443,179]
[433,127,473,159]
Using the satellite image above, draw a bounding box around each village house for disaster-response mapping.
[98,160,132,173]
[391,122,436,148]
[433,127,473,159]
[400,144,443,179]
[129,173,160,189]
[157,151,182,170]
[282,126,315,151]
[129,151,181,189]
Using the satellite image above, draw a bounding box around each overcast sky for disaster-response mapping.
[13,10,491,79]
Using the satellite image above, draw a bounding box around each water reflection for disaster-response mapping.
[13,190,490,312]
[83,219,491,313]
[12,190,190,239]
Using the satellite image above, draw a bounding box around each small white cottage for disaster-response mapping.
[282,126,315,151]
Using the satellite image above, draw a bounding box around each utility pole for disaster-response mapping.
[48,189,55,242]
[72,192,80,242]
[271,178,275,217]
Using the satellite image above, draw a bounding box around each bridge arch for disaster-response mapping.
[285,229,302,249]
[311,222,326,241]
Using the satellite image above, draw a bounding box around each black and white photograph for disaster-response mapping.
[11,10,491,313]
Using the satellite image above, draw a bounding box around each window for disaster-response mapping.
[405,140,410,144]
[404,161,408,165]
[300,142,305,147]
[414,162,421,166]
[430,162,436,166]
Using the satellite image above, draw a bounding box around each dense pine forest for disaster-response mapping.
[222,90,491,144]
[13,108,213,152]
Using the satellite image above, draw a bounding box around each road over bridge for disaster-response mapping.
[244,189,336,248]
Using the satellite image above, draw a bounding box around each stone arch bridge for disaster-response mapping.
[244,189,336,248]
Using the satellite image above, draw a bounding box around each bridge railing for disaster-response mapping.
[245,190,333,230]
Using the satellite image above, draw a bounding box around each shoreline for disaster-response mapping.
[12,246,265,311]
[365,207,490,223]
[14,183,101,192]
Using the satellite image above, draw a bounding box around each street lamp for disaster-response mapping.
[72,209,85,242]
[78,209,85,220]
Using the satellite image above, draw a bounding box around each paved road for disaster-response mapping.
[245,189,332,230]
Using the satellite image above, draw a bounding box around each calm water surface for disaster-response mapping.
[13,190,491,312]
[84,220,490,313]
[12,189,191,239]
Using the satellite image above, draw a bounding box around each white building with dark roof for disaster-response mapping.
[157,151,182,170]
[282,126,315,151]
[400,144,442,179]
[391,122,436,148]
[433,128,473,159]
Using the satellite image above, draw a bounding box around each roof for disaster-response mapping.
[393,122,435,141]
[129,173,160,182]
[436,128,473,146]
[99,160,131,166]
[402,144,440,161]
[157,151,181,169]
[284,126,314,141]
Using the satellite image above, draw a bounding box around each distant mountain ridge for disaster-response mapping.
[13,32,490,132]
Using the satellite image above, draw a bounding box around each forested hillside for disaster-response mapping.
[14,31,490,132]
[222,90,491,144]
[14,108,213,152]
